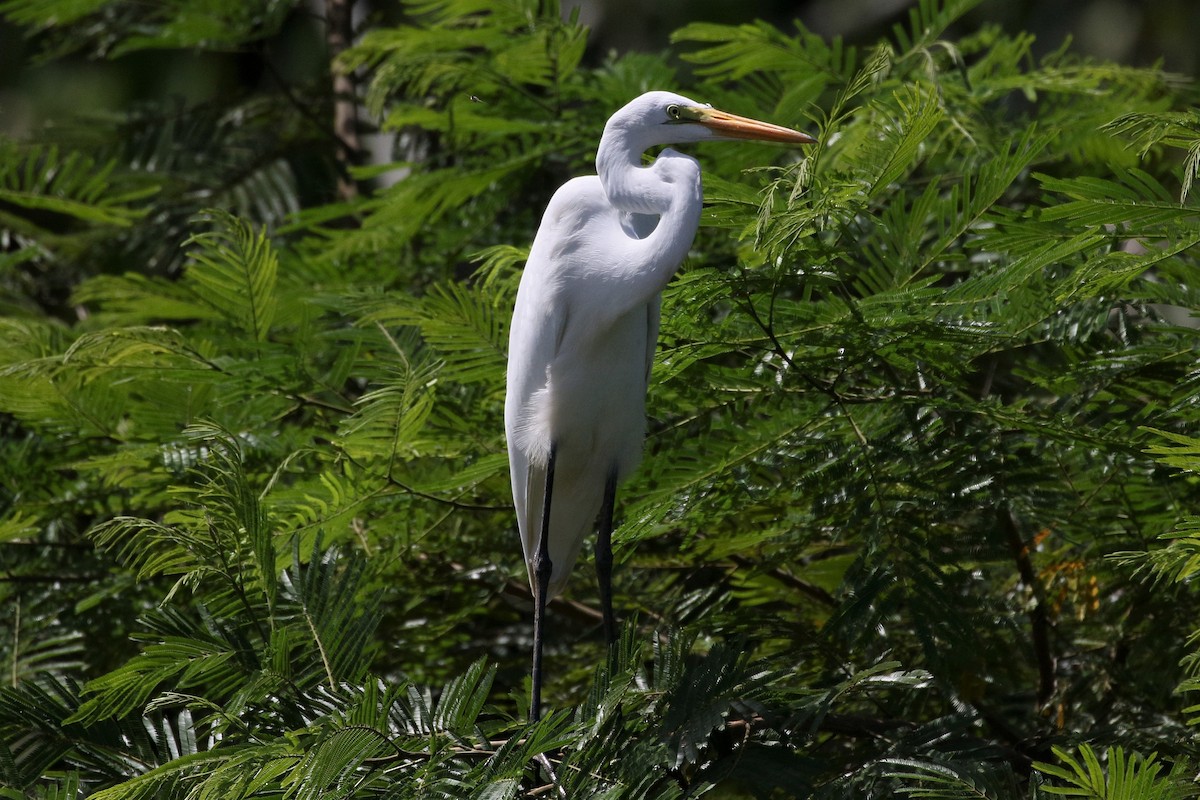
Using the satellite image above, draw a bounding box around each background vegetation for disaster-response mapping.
[2,0,1199,796]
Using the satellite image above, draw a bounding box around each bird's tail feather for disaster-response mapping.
[521,461,605,600]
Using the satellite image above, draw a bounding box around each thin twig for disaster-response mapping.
[729,554,837,607]
[533,752,568,798]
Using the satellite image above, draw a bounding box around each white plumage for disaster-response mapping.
[503,90,814,718]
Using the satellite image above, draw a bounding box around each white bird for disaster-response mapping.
[504,91,815,719]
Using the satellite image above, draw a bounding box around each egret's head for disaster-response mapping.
[606,90,817,149]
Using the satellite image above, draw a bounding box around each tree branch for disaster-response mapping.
[325,0,361,201]
[999,506,1056,706]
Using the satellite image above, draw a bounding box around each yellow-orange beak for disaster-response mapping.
[691,106,816,145]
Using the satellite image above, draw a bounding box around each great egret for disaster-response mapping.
[505,91,815,720]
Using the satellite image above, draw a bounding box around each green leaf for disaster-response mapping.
[0,142,152,229]
[183,210,279,342]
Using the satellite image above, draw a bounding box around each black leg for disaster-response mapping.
[595,468,618,647]
[530,444,556,722]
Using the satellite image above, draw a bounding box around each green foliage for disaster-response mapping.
[1034,744,1197,800]
[0,142,152,229]
[0,0,293,57]
[2,0,1200,796]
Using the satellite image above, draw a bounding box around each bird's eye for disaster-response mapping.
[666,104,682,121]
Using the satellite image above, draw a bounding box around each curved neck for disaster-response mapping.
[596,125,675,216]
[591,132,703,313]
